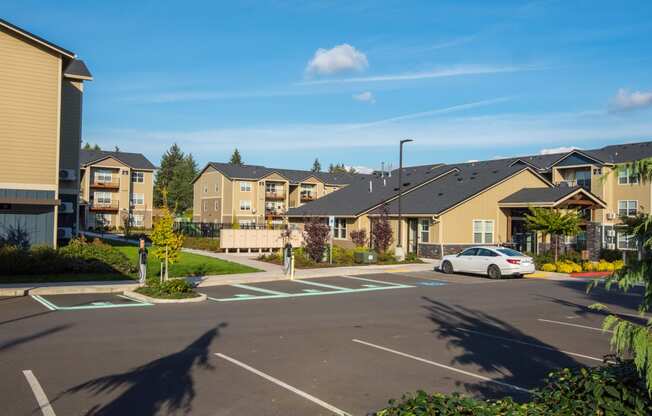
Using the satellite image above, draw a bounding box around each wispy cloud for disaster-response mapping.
[610,88,652,112]
[539,146,579,155]
[297,64,543,85]
[352,91,376,104]
[125,89,320,104]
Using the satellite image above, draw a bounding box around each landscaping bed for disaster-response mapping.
[134,279,202,300]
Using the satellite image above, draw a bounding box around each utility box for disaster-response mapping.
[355,250,377,264]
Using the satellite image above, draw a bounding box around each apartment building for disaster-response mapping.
[192,162,366,225]
[0,18,92,247]
[79,150,156,230]
[287,141,652,260]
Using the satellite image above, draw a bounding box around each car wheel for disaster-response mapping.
[441,261,454,274]
[487,265,502,279]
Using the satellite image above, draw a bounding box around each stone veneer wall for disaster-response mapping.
[586,222,601,261]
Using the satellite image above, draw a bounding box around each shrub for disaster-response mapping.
[541,263,556,272]
[371,205,393,253]
[349,229,368,248]
[303,217,330,262]
[555,261,574,274]
[530,251,553,269]
[582,261,596,272]
[600,248,623,262]
[182,237,220,251]
[159,278,193,294]
[596,260,615,272]
[559,250,582,264]
[405,252,419,262]
[332,245,354,264]
[137,278,197,299]
[613,259,625,270]
[377,250,397,263]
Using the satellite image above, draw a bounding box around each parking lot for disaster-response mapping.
[0,271,642,416]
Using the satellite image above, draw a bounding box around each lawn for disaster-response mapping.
[114,245,259,278]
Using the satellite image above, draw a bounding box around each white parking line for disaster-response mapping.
[352,338,530,393]
[455,328,606,363]
[216,353,351,416]
[294,280,349,291]
[340,275,407,287]
[22,370,56,416]
[538,319,612,333]
[231,284,288,296]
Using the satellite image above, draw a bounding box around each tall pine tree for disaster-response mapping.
[229,148,243,166]
[311,158,321,172]
[154,144,185,208]
[168,154,198,215]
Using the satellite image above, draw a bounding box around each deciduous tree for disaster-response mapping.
[371,205,393,253]
[525,207,581,261]
[303,217,330,262]
[150,191,184,282]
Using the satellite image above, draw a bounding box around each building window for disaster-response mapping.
[131,171,144,183]
[214,184,219,192]
[95,170,113,183]
[240,182,252,192]
[131,193,144,206]
[131,214,144,227]
[617,232,637,250]
[95,213,111,225]
[94,191,112,204]
[214,200,219,210]
[240,200,251,211]
[203,186,208,193]
[473,220,494,244]
[618,168,639,185]
[419,219,430,243]
[203,201,208,212]
[618,200,638,217]
[334,218,346,239]
[239,219,254,228]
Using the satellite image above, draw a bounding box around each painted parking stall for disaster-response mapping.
[31,293,152,311]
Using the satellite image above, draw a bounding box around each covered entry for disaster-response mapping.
[499,186,607,255]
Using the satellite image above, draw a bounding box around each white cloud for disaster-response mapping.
[539,146,579,155]
[299,64,542,85]
[346,165,374,174]
[352,91,375,104]
[611,88,652,111]
[305,44,368,76]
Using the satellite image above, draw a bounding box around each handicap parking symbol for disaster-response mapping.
[416,281,446,287]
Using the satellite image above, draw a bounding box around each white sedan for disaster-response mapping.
[440,246,535,279]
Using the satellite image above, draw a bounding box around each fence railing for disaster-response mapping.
[173,221,286,238]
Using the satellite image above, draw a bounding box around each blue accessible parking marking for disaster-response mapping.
[415,280,447,287]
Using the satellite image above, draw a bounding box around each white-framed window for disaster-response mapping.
[240,182,252,192]
[419,219,430,243]
[240,200,251,211]
[618,168,639,185]
[94,191,112,204]
[203,201,208,212]
[617,232,637,250]
[214,200,219,210]
[131,214,144,227]
[334,218,347,239]
[95,213,111,225]
[618,200,638,217]
[473,220,494,244]
[239,219,253,227]
[131,171,144,183]
[95,169,113,183]
[131,193,144,206]
[214,183,219,192]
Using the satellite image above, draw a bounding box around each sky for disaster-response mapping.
[5,0,652,172]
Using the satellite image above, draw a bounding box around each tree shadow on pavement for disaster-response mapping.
[422,296,582,399]
[0,324,71,353]
[54,323,227,416]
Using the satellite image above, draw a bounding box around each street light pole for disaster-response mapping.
[396,139,413,261]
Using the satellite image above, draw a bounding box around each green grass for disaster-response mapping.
[115,245,260,278]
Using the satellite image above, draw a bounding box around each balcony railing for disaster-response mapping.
[90,201,119,211]
[265,191,285,200]
[91,178,121,188]
[300,193,315,202]
[265,207,285,216]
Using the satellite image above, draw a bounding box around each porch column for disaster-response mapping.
[586,222,601,261]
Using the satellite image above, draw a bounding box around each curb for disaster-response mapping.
[0,281,139,296]
[124,290,207,304]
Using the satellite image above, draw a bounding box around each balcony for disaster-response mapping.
[265,207,285,217]
[91,178,121,189]
[90,201,119,211]
[265,191,286,200]
[300,192,315,202]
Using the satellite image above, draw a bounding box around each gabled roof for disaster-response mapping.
[0,17,75,58]
[63,59,93,80]
[499,186,607,208]
[194,162,368,185]
[546,149,607,168]
[80,150,156,170]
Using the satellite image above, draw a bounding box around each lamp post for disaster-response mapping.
[396,139,413,261]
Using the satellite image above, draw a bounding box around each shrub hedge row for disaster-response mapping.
[541,259,624,273]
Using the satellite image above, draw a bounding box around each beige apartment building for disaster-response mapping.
[0,18,92,247]
[192,163,366,226]
[79,150,156,230]
[288,141,652,260]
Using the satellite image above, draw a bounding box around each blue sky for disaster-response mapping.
[5,0,652,171]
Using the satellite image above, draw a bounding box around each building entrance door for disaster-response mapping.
[407,218,419,254]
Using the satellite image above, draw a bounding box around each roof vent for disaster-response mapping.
[437,192,444,196]
[393,187,399,191]
[457,177,463,182]
[492,170,499,174]
[369,180,373,193]
[403,182,410,187]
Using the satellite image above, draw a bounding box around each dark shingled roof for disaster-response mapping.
[0,17,75,58]
[204,162,368,185]
[499,186,581,204]
[80,150,156,170]
[63,59,93,79]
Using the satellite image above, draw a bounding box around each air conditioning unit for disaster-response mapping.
[57,227,73,239]
[607,243,616,250]
[59,201,74,214]
[59,169,77,181]
[606,212,616,220]
[606,229,616,237]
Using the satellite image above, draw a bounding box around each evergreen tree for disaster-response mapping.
[114,145,121,152]
[154,144,185,208]
[82,142,101,151]
[229,148,243,166]
[329,163,348,174]
[168,154,198,214]
[311,158,321,172]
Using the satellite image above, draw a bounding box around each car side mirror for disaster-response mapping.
[456,253,462,257]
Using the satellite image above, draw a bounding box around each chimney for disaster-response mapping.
[369,180,373,193]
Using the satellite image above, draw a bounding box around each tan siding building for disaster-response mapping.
[0,18,92,246]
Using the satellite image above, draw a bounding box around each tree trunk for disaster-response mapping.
[165,245,169,281]
[554,234,559,262]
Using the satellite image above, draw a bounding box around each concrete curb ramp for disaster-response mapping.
[124,290,207,304]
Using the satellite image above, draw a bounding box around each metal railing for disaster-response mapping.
[173,221,286,238]
[90,201,120,211]
[91,178,121,188]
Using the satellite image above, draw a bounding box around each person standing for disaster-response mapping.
[138,238,148,285]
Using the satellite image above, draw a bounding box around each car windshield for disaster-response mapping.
[496,248,525,257]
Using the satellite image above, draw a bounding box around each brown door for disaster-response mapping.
[407,218,419,254]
